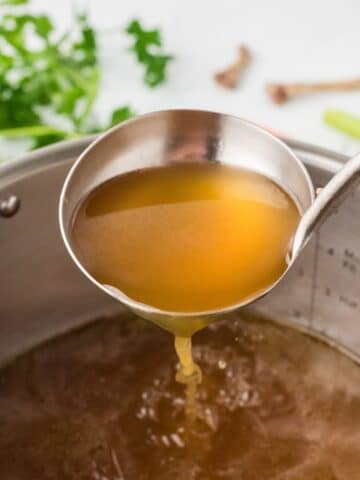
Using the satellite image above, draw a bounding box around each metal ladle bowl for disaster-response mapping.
[59,109,360,336]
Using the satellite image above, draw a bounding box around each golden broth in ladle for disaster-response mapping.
[71,163,300,315]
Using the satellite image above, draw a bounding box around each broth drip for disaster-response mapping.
[71,163,300,416]
[174,336,202,419]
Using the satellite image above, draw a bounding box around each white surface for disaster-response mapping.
[14,0,360,156]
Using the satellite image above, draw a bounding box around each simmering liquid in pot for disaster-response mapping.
[0,312,359,479]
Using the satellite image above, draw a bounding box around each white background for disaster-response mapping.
[17,0,360,156]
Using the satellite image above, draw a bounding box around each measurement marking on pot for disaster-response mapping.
[339,295,358,310]
[344,248,360,265]
[343,259,357,274]
[309,230,320,327]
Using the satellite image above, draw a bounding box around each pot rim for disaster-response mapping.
[0,135,348,189]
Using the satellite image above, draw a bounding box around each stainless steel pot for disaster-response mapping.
[0,137,359,366]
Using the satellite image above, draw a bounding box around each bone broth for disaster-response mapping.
[0,312,359,479]
[71,163,300,318]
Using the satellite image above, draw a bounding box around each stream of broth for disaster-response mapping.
[71,163,300,389]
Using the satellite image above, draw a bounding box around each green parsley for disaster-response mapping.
[0,6,134,151]
[126,19,173,87]
[0,4,172,155]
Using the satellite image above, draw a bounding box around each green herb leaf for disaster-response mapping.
[109,106,135,127]
[31,133,69,149]
[0,0,29,6]
[126,18,173,87]
[33,15,53,38]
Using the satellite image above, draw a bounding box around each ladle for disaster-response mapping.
[59,109,360,335]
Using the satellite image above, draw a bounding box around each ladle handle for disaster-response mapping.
[292,152,360,256]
